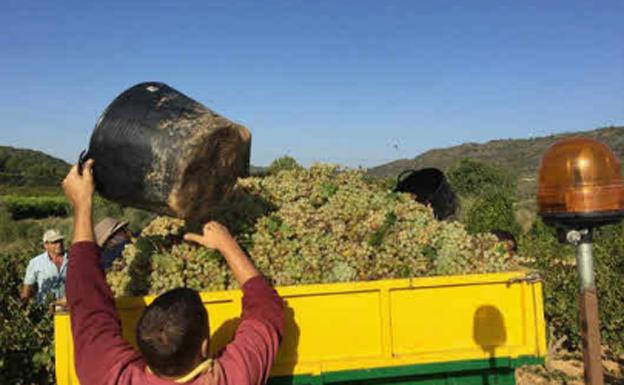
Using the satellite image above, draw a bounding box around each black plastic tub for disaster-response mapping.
[394,168,457,220]
[85,82,251,223]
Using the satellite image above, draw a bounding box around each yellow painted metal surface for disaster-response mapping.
[54,271,547,385]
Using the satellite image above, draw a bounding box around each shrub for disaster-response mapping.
[92,194,124,220]
[0,146,69,187]
[1,196,69,220]
[120,207,156,234]
[0,247,55,385]
[591,224,624,354]
[267,156,303,175]
[92,195,155,235]
[520,219,624,355]
[463,190,522,236]
[447,158,516,197]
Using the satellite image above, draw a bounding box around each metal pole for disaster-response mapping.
[568,229,604,385]
[577,241,596,291]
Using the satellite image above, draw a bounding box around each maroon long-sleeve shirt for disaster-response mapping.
[66,241,284,385]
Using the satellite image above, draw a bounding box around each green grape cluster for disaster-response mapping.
[106,238,156,296]
[182,245,228,292]
[141,216,185,237]
[106,164,510,296]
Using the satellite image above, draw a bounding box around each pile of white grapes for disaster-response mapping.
[106,164,511,296]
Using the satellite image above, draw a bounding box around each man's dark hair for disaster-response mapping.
[491,229,518,253]
[136,287,209,377]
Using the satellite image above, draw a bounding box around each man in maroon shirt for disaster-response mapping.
[62,159,285,385]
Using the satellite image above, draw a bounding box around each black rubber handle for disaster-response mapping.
[396,169,417,187]
[77,150,88,176]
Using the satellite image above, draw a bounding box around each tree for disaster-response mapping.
[267,156,303,174]
[447,158,516,197]
[448,158,520,236]
[464,189,521,236]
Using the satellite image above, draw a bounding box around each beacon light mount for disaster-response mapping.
[537,137,623,385]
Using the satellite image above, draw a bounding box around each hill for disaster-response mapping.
[250,165,268,175]
[367,126,624,179]
[0,146,71,194]
[0,145,269,193]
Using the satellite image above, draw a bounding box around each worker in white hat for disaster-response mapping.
[21,228,68,302]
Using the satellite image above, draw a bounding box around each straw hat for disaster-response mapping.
[94,217,129,247]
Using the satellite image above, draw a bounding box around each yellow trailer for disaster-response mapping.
[55,271,546,385]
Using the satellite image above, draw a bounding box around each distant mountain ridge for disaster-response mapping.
[3,125,623,191]
[367,126,624,179]
[0,146,71,187]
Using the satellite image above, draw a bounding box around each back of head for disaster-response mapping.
[491,229,518,253]
[137,288,208,377]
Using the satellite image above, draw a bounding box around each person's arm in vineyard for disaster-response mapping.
[185,223,285,385]
[20,259,37,302]
[20,284,36,301]
[63,160,140,385]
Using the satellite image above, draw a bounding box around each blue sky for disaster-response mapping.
[1,0,622,167]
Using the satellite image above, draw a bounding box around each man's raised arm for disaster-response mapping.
[185,222,285,385]
[63,160,139,385]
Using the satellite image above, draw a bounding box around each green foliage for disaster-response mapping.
[120,207,156,233]
[368,211,397,247]
[0,210,72,384]
[0,247,55,385]
[92,194,124,220]
[267,156,303,175]
[446,158,516,197]
[447,158,521,238]
[379,177,398,191]
[590,224,624,355]
[463,190,521,236]
[520,220,624,355]
[92,195,155,234]
[0,185,63,197]
[0,191,154,239]
[0,146,70,187]
[519,220,579,349]
[0,209,37,246]
[0,209,72,254]
[1,196,69,220]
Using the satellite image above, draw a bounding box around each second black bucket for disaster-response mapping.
[86,82,251,223]
[394,168,458,220]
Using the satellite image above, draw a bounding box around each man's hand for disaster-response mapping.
[185,221,260,286]
[184,221,236,252]
[62,159,95,209]
[64,159,95,243]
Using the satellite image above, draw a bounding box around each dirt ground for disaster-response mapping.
[516,352,623,385]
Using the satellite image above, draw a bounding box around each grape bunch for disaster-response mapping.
[106,164,510,296]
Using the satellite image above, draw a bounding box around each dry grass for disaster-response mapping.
[517,351,624,385]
